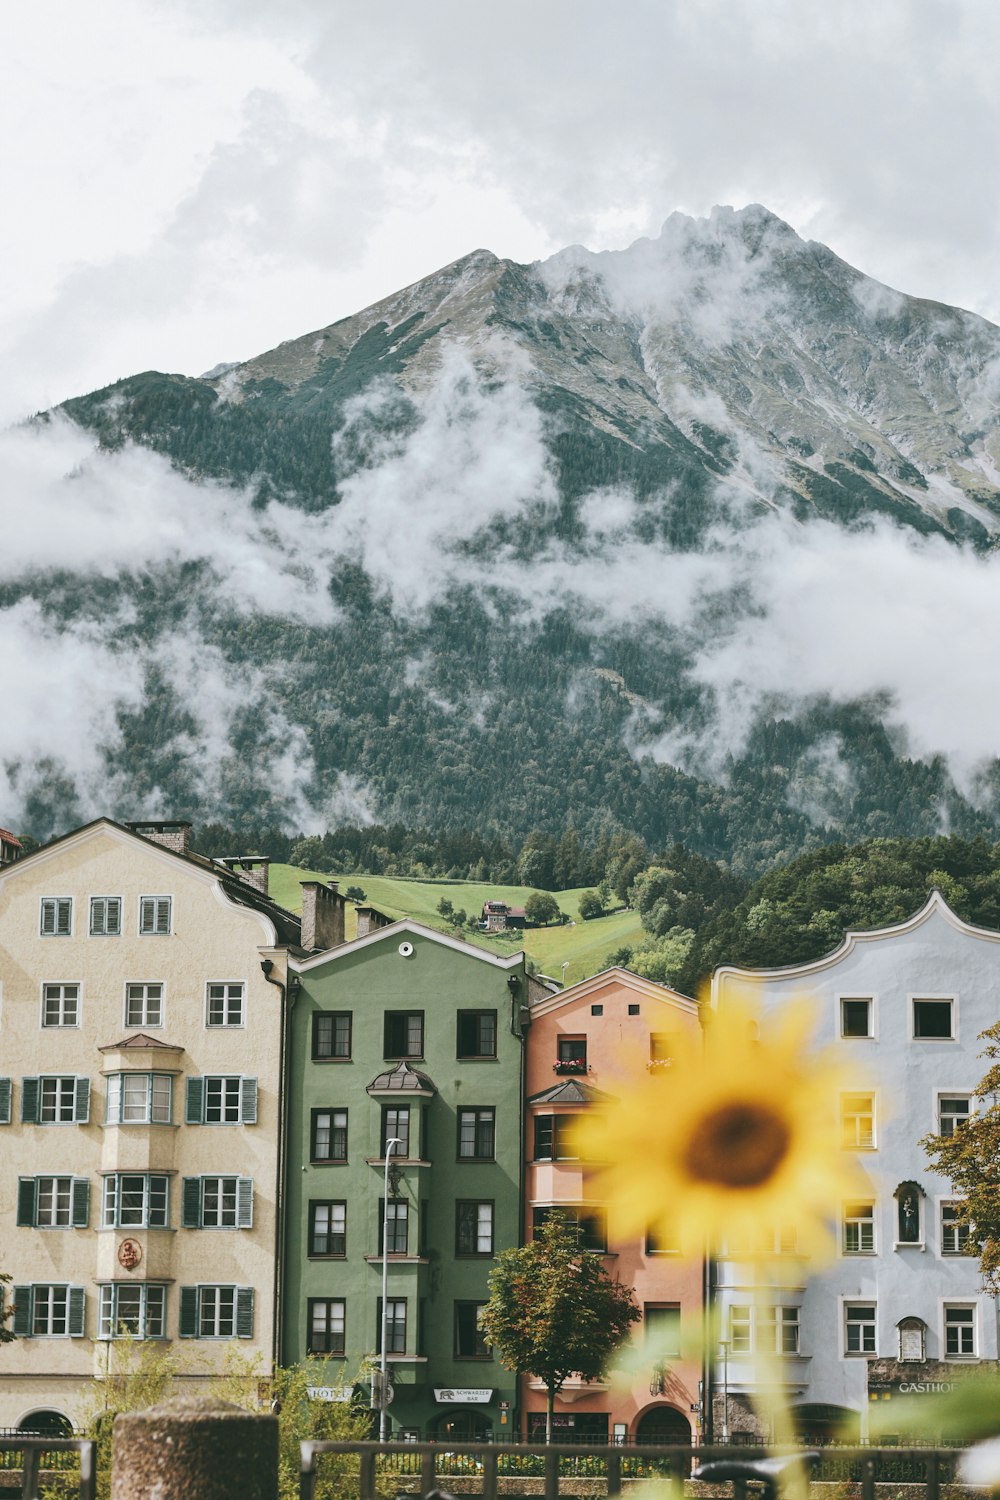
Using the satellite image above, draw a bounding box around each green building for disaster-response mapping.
[283,918,531,1441]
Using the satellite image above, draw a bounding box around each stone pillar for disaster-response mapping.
[111,1395,278,1500]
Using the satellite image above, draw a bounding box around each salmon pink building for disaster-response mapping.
[524,969,704,1444]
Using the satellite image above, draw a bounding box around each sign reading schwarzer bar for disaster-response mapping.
[434,1389,493,1404]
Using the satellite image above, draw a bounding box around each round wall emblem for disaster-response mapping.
[117,1239,142,1270]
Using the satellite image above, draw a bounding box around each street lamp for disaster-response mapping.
[379,1137,402,1442]
[719,1339,730,1444]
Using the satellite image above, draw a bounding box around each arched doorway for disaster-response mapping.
[18,1411,73,1438]
[433,1409,493,1442]
[635,1406,691,1444]
[791,1405,859,1445]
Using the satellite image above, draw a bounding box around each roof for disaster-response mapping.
[527,1078,613,1106]
[0,828,22,846]
[366,1060,437,1095]
[293,917,525,972]
[529,966,697,1018]
[98,1033,184,1052]
[0,817,303,949]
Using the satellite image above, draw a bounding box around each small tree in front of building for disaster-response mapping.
[0,1273,14,1343]
[480,1214,640,1442]
[924,1019,1000,1292]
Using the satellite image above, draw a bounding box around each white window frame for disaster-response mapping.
[41,982,80,1029]
[32,1284,72,1336]
[40,897,72,937]
[759,1304,800,1355]
[201,1176,241,1229]
[206,981,245,1028]
[124,982,164,1030]
[838,994,876,1040]
[910,993,957,1042]
[943,1302,977,1359]
[39,1076,82,1123]
[841,1091,877,1149]
[941,1200,970,1256]
[204,1076,242,1124]
[106,1073,172,1125]
[198,1284,237,1338]
[138,896,172,937]
[843,1200,877,1255]
[35,1176,74,1227]
[98,1283,167,1339]
[102,1173,170,1229]
[89,896,122,937]
[729,1304,752,1354]
[843,1300,877,1357]
[936,1092,971,1137]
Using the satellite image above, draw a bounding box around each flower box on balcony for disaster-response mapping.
[553,1059,587,1075]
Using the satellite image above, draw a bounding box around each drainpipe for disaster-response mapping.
[510,965,528,1441]
[261,957,292,1374]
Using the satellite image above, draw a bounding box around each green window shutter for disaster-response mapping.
[16,1178,37,1227]
[21,1078,39,1124]
[74,1077,90,1124]
[236,1287,254,1339]
[236,1179,254,1229]
[72,1179,90,1228]
[179,1287,199,1338]
[181,1178,202,1229]
[240,1077,257,1125]
[13,1287,32,1337]
[185,1078,204,1124]
[68,1287,86,1338]
[0,1077,11,1123]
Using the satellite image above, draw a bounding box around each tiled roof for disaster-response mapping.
[366,1060,437,1095]
[0,828,22,846]
[98,1033,185,1052]
[527,1078,613,1106]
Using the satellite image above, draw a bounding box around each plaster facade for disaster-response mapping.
[524,969,703,1444]
[711,893,1000,1441]
[0,820,298,1431]
[283,921,529,1441]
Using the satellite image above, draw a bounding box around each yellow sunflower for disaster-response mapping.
[571,992,866,1262]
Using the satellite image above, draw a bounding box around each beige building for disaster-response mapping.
[0,818,326,1434]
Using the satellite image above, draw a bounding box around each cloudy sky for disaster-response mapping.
[4,0,1000,423]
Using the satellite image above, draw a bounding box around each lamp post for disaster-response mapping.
[379,1137,402,1442]
[719,1339,730,1444]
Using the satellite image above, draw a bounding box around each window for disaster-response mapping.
[90,897,121,936]
[454,1301,489,1358]
[941,1201,970,1255]
[845,1303,877,1356]
[21,1076,89,1125]
[913,998,954,1040]
[628,1003,640,1016]
[182,1175,253,1229]
[206,982,245,1028]
[649,1033,674,1063]
[18,1176,90,1229]
[938,1095,970,1136]
[555,1037,587,1073]
[311,1108,347,1163]
[103,1174,169,1229]
[98,1283,166,1339]
[13,1285,85,1338]
[183,1075,258,1125]
[458,1107,495,1160]
[534,1114,580,1160]
[308,1298,345,1355]
[42,983,79,1028]
[309,1201,346,1257]
[758,1222,798,1257]
[841,997,873,1038]
[384,1012,424,1059]
[456,1200,494,1256]
[125,982,163,1029]
[40,897,72,937]
[590,1004,604,1016]
[457,1011,497,1059]
[843,1201,876,1254]
[380,1199,408,1255]
[312,1011,351,1059]
[645,1221,680,1254]
[644,1303,681,1356]
[841,1093,876,1149]
[533,1205,607,1252]
[179,1285,253,1340]
[107,1073,172,1125]
[730,1305,752,1354]
[377,1298,407,1354]
[139,896,172,936]
[944,1305,976,1357]
[382,1107,410,1158]
[760,1305,800,1354]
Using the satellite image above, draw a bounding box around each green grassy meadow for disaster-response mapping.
[267,865,645,986]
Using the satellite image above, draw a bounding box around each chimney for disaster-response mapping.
[354,904,393,939]
[216,856,270,895]
[300,881,346,952]
[125,821,192,855]
[0,829,24,867]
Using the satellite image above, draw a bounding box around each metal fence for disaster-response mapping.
[0,1437,96,1500]
[299,1441,968,1500]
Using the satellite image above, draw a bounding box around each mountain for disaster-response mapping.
[14,205,1000,869]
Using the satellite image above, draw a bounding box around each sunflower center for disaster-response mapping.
[683,1102,791,1188]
